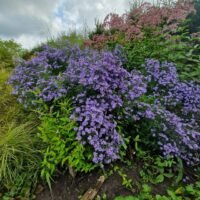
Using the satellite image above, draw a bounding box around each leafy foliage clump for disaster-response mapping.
[37,99,95,187]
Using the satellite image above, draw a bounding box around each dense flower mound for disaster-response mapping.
[9,45,71,107]
[144,59,200,119]
[151,108,200,165]
[9,43,200,165]
[144,59,200,165]
[66,49,147,164]
[74,96,123,164]
[9,44,147,164]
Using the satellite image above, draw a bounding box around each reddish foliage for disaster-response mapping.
[85,0,196,49]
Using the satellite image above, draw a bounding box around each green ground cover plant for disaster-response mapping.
[115,181,200,200]
[37,99,95,188]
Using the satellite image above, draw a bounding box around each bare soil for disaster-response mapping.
[35,163,172,200]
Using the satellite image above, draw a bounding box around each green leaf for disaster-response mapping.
[176,158,183,184]
[163,173,174,178]
[155,174,164,183]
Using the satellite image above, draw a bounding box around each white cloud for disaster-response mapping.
[58,0,130,29]
[0,0,130,49]
[15,35,45,49]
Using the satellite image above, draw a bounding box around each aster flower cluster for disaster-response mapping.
[164,82,200,116]
[73,96,122,164]
[66,50,146,164]
[9,44,147,164]
[9,45,71,107]
[144,59,200,119]
[144,59,178,94]
[65,50,146,103]
[144,59,200,165]
[153,108,200,165]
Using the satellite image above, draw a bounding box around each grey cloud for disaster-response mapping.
[0,0,59,37]
[0,15,48,37]
[0,0,57,16]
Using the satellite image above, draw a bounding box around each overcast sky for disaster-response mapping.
[0,0,132,49]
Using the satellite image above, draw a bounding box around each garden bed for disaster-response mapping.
[0,0,200,199]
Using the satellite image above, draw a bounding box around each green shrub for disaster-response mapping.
[123,30,200,82]
[47,31,86,48]
[188,0,200,33]
[0,39,24,70]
